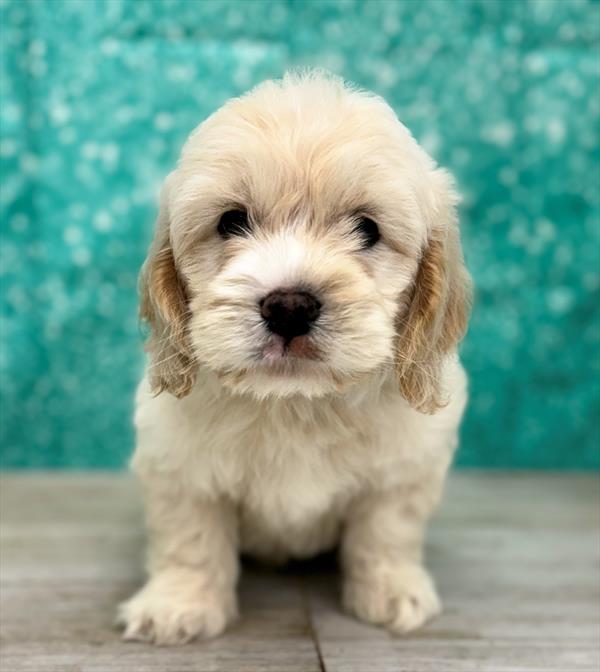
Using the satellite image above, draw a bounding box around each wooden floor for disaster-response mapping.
[0,473,598,672]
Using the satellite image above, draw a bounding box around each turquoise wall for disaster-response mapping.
[1,0,598,469]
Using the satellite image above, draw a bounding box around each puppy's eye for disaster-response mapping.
[354,217,380,248]
[218,209,251,239]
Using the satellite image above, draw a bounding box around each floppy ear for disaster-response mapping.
[395,170,472,413]
[139,179,197,398]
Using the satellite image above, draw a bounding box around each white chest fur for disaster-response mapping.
[132,364,466,561]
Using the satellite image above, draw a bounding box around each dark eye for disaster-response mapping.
[217,209,251,239]
[354,216,380,248]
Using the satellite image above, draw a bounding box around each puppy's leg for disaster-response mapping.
[118,481,238,645]
[342,476,445,635]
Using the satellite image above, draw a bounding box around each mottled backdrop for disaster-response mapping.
[1,0,599,468]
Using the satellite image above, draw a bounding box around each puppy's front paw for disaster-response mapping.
[117,571,237,645]
[343,562,441,634]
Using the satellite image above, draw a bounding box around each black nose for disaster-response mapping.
[260,289,321,341]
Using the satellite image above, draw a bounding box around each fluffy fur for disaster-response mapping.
[118,71,472,645]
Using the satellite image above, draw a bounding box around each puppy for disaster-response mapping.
[118,71,471,645]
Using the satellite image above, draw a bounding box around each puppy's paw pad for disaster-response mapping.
[343,563,441,635]
[117,581,237,645]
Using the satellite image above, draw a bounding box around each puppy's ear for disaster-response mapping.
[139,178,197,398]
[395,170,472,413]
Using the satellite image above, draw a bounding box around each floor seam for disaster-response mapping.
[298,575,327,672]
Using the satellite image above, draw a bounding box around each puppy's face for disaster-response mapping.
[142,75,471,409]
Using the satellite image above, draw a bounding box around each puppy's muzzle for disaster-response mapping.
[259,289,321,342]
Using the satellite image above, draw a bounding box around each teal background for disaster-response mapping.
[1,0,599,469]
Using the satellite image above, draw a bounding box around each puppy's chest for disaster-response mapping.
[231,434,365,560]
[187,391,413,557]
[233,427,367,511]
[211,409,378,534]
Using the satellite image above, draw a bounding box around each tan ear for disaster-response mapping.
[139,182,197,398]
[395,173,472,413]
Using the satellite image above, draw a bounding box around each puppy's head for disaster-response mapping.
[141,72,471,410]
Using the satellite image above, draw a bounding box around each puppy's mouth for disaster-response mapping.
[261,334,322,364]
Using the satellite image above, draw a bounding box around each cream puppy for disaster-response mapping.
[118,71,472,645]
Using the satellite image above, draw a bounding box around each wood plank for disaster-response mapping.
[0,474,322,672]
[0,473,598,672]
[307,473,600,672]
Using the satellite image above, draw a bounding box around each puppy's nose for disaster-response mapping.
[260,289,321,341]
